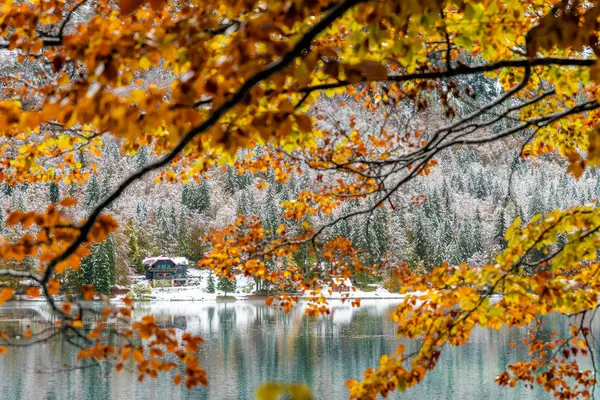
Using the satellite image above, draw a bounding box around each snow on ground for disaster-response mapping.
[116,269,407,302]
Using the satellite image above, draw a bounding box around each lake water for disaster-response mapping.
[0,300,584,399]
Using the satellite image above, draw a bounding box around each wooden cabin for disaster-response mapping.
[143,256,188,286]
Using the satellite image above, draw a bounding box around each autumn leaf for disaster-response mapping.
[295,115,312,133]
[59,197,78,207]
[132,348,144,363]
[119,0,146,15]
[0,288,14,306]
[47,279,61,295]
[566,151,586,179]
[26,287,40,298]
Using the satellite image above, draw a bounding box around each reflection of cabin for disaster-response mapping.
[143,256,188,286]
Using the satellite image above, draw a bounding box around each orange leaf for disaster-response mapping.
[47,279,60,295]
[59,197,78,207]
[23,331,32,339]
[81,285,95,301]
[26,287,40,298]
[61,302,72,314]
[296,115,313,133]
[0,347,7,355]
[133,349,144,363]
[6,211,22,227]
[119,0,146,15]
[0,288,14,305]
[148,0,165,10]
[174,374,182,385]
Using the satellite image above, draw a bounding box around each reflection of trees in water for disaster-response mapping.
[2,302,590,399]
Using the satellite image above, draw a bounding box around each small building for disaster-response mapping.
[143,256,188,286]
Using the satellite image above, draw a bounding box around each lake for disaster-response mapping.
[0,300,583,399]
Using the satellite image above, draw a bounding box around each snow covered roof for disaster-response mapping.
[172,257,190,265]
[143,256,189,266]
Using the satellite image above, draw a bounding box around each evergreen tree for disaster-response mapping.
[176,208,192,260]
[69,235,116,295]
[182,181,211,214]
[100,175,111,206]
[84,175,100,211]
[2,183,12,197]
[411,211,430,268]
[48,182,59,203]
[366,206,389,264]
[156,205,174,254]
[261,187,282,239]
[217,277,236,296]
[472,208,485,255]
[135,201,148,224]
[134,146,149,170]
[206,273,216,293]
[492,208,507,251]
[93,235,116,294]
[126,219,143,272]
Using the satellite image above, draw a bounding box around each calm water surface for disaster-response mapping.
[0,300,583,399]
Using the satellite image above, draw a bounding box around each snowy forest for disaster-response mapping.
[1,96,595,294]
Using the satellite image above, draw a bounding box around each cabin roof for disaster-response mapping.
[142,256,189,267]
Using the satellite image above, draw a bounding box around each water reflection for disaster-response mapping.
[0,300,581,399]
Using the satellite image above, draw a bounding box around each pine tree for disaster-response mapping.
[126,219,143,273]
[206,274,216,293]
[135,201,148,224]
[217,277,236,296]
[2,183,12,197]
[176,208,191,260]
[472,208,485,255]
[182,181,210,214]
[134,146,149,170]
[261,187,281,239]
[411,211,430,268]
[366,206,389,264]
[92,234,116,294]
[100,175,111,207]
[156,205,173,254]
[84,175,100,211]
[48,182,59,203]
[68,235,116,295]
[492,208,507,251]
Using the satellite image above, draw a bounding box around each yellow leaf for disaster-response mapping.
[255,382,282,400]
[139,56,151,70]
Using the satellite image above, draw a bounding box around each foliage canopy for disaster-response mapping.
[2,0,600,398]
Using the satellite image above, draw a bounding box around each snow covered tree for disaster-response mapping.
[48,182,59,203]
[206,273,216,293]
[182,180,211,214]
[84,175,100,211]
